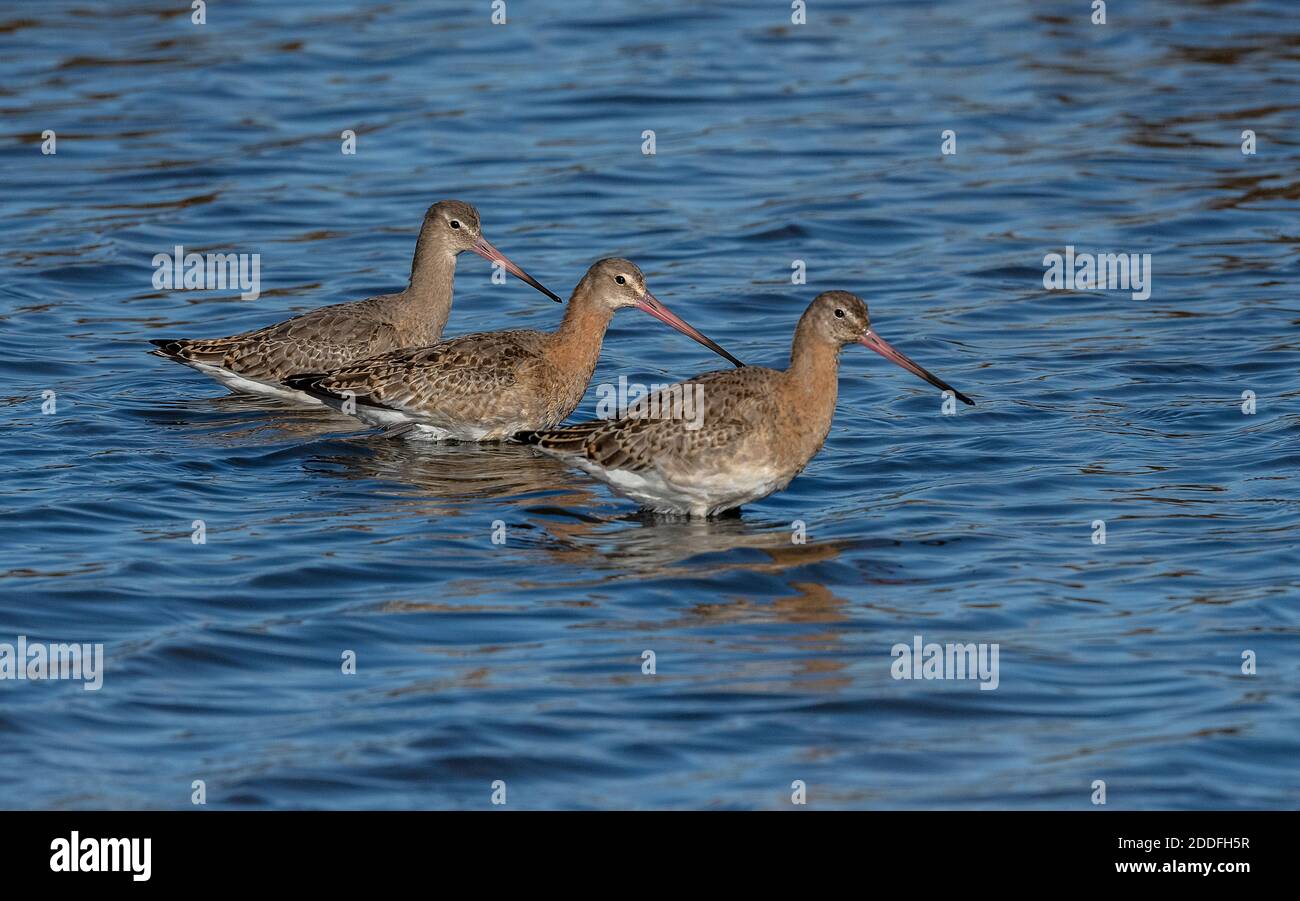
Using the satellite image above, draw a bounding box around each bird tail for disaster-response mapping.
[281,372,337,402]
[148,338,188,359]
[514,421,603,452]
[148,337,234,364]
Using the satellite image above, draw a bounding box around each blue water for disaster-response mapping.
[2,0,1298,809]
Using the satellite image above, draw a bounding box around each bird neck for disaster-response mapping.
[403,223,458,338]
[787,319,842,382]
[784,320,843,421]
[545,289,615,381]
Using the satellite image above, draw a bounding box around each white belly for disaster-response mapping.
[572,459,788,517]
[188,361,323,405]
[346,404,507,442]
[402,422,493,441]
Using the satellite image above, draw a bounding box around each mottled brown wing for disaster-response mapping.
[152,294,404,381]
[521,366,784,473]
[304,329,550,423]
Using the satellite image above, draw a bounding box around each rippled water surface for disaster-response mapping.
[2,0,1299,809]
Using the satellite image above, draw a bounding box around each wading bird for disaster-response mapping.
[518,291,972,517]
[283,259,743,440]
[149,200,559,403]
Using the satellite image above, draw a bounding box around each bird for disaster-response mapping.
[517,290,973,517]
[282,258,743,440]
[148,200,560,403]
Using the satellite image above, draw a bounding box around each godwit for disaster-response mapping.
[517,291,973,517]
[282,258,742,440]
[287,256,743,439]
[148,200,560,403]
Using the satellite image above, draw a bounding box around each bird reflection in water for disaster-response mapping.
[186,394,866,676]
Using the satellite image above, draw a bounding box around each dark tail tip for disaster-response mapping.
[282,373,327,395]
[149,338,185,357]
[513,430,543,446]
[283,373,340,403]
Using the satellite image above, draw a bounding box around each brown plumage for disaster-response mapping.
[148,200,560,402]
[283,259,743,440]
[519,291,974,517]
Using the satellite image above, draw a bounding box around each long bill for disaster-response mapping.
[860,330,974,406]
[636,291,744,367]
[472,236,563,302]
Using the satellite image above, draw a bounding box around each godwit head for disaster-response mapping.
[801,291,973,405]
[416,200,561,302]
[574,258,744,367]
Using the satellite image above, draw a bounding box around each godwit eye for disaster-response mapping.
[449,220,461,229]
[615,275,627,285]
[834,308,845,318]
